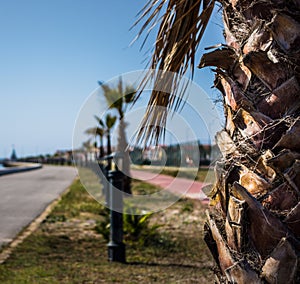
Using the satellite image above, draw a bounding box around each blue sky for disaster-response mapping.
[0,0,224,158]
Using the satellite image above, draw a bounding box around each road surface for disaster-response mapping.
[0,165,77,249]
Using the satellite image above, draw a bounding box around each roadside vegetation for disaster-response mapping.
[0,174,214,283]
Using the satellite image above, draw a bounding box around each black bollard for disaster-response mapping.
[107,168,126,263]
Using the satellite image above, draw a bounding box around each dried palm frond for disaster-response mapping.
[134,0,216,144]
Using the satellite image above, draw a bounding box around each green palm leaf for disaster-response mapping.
[94,115,105,128]
[105,114,117,129]
[85,127,104,138]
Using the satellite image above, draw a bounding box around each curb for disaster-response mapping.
[0,163,43,176]
[0,177,78,264]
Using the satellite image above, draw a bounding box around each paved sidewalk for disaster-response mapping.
[130,170,209,203]
[0,165,77,249]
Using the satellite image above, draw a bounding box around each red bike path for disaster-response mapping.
[130,170,209,203]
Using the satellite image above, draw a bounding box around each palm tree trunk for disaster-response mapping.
[107,133,112,156]
[117,119,132,194]
[201,1,300,282]
[99,136,104,158]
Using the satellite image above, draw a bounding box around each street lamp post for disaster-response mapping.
[103,153,126,263]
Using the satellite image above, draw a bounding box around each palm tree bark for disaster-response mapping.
[200,1,300,282]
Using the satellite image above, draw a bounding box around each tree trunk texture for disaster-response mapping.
[200,1,300,283]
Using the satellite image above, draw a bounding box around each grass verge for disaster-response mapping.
[0,174,214,283]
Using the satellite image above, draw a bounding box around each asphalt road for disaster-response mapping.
[0,165,77,248]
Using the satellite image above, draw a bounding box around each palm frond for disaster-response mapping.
[82,139,92,150]
[105,114,117,129]
[101,84,123,112]
[124,86,137,103]
[94,115,105,128]
[85,127,97,135]
[95,127,104,137]
[100,78,137,117]
[134,0,215,144]
[85,127,104,137]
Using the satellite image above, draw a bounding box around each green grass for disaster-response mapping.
[131,179,162,195]
[0,172,214,283]
[45,177,104,221]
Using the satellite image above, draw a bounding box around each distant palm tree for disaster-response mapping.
[135,1,300,282]
[82,139,92,165]
[85,113,116,163]
[104,113,117,156]
[85,126,105,159]
[93,115,106,158]
[99,78,136,194]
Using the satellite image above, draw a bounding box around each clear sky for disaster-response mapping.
[0,0,224,158]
